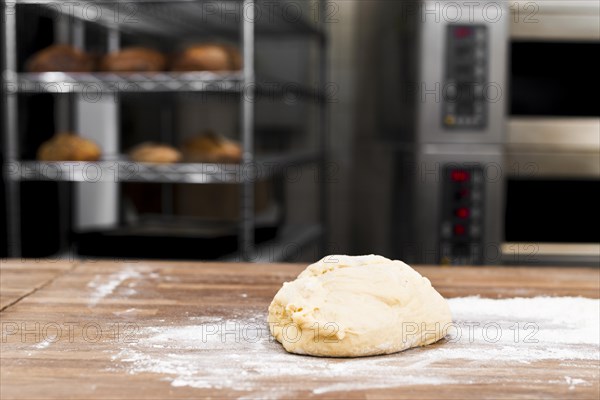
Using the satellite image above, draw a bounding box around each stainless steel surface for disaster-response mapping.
[507,118,600,177]
[504,1,599,265]
[502,243,600,266]
[11,152,321,183]
[107,26,120,53]
[510,0,600,41]
[17,72,325,98]
[508,118,600,151]
[240,0,256,261]
[417,0,508,145]
[317,0,329,256]
[388,1,509,265]
[18,72,244,93]
[2,1,21,257]
[414,147,505,264]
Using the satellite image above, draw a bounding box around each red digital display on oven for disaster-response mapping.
[454,26,472,39]
[451,170,470,182]
[456,207,469,219]
[454,224,466,235]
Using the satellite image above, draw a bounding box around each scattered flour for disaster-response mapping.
[109,296,599,398]
[34,338,54,350]
[87,265,157,307]
[113,308,138,316]
[565,376,588,390]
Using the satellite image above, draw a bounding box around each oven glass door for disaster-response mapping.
[510,41,600,118]
[503,178,600,266]
[505,179,599,243]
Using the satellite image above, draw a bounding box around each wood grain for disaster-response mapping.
[0,259,75,310]
[0,260,598,400]
[415,265,600,299]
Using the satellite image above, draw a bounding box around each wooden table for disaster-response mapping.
[1,260,598,399]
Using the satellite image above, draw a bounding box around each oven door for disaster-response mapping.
[503,119,600,266]
[505,2,600,265]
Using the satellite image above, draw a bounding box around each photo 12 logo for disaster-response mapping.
[1,321,140,345]
[399,1,506,23]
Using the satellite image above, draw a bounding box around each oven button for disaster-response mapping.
[456,207,469,219]
[454,224,466,236]
[451,170,470,182]
[441,222,452,238]
[471,207,481,219]
[445,84,458,99]
[470,225,481,238]
[472,190,482,202]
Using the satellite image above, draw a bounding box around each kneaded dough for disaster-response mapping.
[267,255,452,357]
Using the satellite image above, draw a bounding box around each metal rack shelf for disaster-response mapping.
[11,150,321,183]
[17,72,244,93]
[17,72,326,99]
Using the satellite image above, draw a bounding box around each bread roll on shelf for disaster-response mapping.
[171,44,242,72]
[26,44,94,73]
[37,132,101,162]
[128,142,182,164]
[181,132,243,163]
[100,47,167,73]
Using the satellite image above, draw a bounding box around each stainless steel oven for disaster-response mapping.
[384,0,599,266]
[504,0,600,265]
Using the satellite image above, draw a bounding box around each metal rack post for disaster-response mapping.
[318,0,329,257]
[240,0,255,261]
[2,2,20,257]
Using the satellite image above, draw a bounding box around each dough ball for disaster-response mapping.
[268,255,452,357]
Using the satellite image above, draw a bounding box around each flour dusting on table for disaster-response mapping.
[87,265,158,307]
[110,296,599,398]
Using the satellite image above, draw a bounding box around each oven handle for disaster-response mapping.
[506,117,600,178]
[501,243,600,266]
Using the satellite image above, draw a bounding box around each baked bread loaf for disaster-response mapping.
[182,132,242,163]
[37,132,101,161]
[26,44,94,73]
[100,47,167,72]
[171,44,241,71]
[129,142,182,164]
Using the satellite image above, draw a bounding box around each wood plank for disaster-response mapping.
[0,260,599,399]
[415,265,600,298]
[0,259,76,310]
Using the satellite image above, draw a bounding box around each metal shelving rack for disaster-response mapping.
[2,0,328,260]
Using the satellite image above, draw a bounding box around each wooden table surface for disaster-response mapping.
[0,259,598,399]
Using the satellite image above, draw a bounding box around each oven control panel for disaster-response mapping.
[439,165,485,265]
[443,25,488,130]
